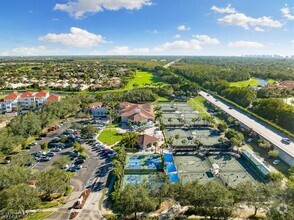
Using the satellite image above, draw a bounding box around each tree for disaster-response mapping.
[81,124,98,137]
[168,117,173,126]
[11,152,34,167]
[40,143,48,151]
[235,182,273,216]
[0,184,40,216]
[114,183,156,219]
[60,136,68,143]
[0,165,31,190]
[268,150,279,159]
[217,122,228,132]
[174,134,180,145]
[120,132,139,149]
[37,167,70,199]
[267,172,284,183]
[52,156,70,169]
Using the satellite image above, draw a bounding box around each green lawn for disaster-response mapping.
[124,71,162,90]
[188,96,209,117]
[22,211,53,220]
[98,125,124,146]
[230,78,259,87]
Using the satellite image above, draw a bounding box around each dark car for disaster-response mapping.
[74,158,86,164]
[40,156,51,162]
[51,147,61,152]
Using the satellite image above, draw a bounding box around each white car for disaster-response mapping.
[273,160,280,165]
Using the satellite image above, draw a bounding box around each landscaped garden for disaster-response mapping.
[98,124,124,146]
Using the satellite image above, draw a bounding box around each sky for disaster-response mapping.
[0,0,293,56]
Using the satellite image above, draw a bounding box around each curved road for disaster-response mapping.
[199,91,294,166]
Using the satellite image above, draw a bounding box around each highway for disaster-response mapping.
[199,90,294,166]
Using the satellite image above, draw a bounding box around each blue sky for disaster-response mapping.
[0,0,293,56]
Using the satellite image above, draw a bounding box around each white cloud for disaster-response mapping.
[174,34,181,39]
[291,40,294,44]
[212,4,282,30]
[218,12,282,30]
[228,41,264,48]
[101,46,150,55]
[0,46,63,56]
[211,4,237,14]
[193,34,220,45]
[154,40,201,54]
[177,25,191,31]
[39,27,106,48]
[281,6,294,20]
[54,0,152,19]
[254,27,265,32]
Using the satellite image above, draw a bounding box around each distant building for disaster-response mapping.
[0,90,60,115]
[88,102,107,117]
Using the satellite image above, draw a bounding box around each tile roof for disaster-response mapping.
[3,93,19,100]
[47,94,60,102]
[137,134,159,148]
[35,90,49,98]
[20,91,35,98]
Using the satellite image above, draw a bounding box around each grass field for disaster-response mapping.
[124,71,162,90]
[188,96,209,117]
[98,125,124,146]
[22,211,53,220]
[230,78,259,87]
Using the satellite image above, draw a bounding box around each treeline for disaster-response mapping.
[179,57,294,81]
[153,66,200,97]
[252,98,294,133]
[110,172,294,219]
[172,63,250,84]
[205,80,257,107]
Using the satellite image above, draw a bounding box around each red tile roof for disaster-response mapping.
[137,134,159,148]
[20,91,35,98]
[35,90,49,98]
[3,93,19,100]
[47,94,60,102]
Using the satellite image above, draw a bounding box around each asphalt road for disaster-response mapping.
[199,90,294,165]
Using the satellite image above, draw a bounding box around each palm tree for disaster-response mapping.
[153,142,158,153]
[155,111,162,122]
[174,134,180,145]
[168,117,173,126]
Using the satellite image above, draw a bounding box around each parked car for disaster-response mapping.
[47,152,56,157]
[4,156,11,164]
[36,137,43,141]
[281,138,291,144]
[74,158,86,164]
[40,156,51,162]
[51,147,61,152]
[273,160,280,165]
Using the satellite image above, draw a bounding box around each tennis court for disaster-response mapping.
[174,152,261,187]
[164,127,222,147]
[125,154,163,171]
[158,102,195,113]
